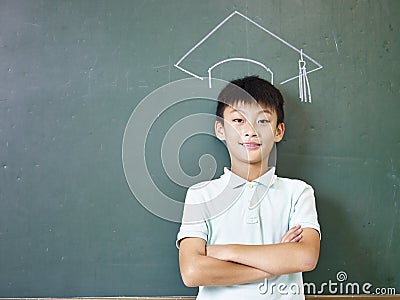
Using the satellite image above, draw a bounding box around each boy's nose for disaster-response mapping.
[243,123,258,137]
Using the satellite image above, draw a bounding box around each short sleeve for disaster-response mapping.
[289,184,321,239]
[176,187,209,249]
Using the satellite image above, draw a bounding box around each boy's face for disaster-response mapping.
[215,100,285,167]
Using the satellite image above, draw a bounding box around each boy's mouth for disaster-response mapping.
[240,142,261,150]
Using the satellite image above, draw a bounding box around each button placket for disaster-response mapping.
[246,183,260,224]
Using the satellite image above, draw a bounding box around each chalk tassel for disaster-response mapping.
[298,49,312,103]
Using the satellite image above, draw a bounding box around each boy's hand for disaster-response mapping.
[280,225,303,243]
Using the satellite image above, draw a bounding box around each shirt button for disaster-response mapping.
[247,183,253,189]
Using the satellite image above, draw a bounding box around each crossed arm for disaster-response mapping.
[179,226,320,287]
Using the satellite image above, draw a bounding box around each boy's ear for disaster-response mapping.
[215,120,225,141]
[274,122,285,142]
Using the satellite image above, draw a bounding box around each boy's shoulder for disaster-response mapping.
[274,175,315,195]
[275,175,312,187]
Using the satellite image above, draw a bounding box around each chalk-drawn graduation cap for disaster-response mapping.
[175,11,323,103]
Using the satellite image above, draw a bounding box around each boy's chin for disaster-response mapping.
[241,157,264,165]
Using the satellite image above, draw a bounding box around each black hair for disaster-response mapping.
[216,75,285,126]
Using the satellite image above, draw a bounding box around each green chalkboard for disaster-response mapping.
[0,0,399,297]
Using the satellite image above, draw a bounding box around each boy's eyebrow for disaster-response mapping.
[261,108,273,114]
[227,107,243,114]
[229,107,273,115]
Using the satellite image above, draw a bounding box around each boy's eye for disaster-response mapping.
[258,119,270,124]
[232,118,244,123]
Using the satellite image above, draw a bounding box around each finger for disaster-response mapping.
[281,230,293,243]
[281,225,302,243]
[280,232,291,243]
[285,228,303,243]
[282,225,299,239]
[289,228,303,242]
[291,225,301,232]
[292,234,303,242]
[287,225,301,236]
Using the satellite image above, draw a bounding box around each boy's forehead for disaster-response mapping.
[226,100,274,114]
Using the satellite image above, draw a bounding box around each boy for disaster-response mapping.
[176,76,320,299]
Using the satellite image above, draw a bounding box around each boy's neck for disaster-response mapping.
[230,161,270,182]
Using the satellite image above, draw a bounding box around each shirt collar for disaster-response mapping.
[221,166,277,189]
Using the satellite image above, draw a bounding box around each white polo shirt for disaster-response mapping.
[176,167,320,300]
